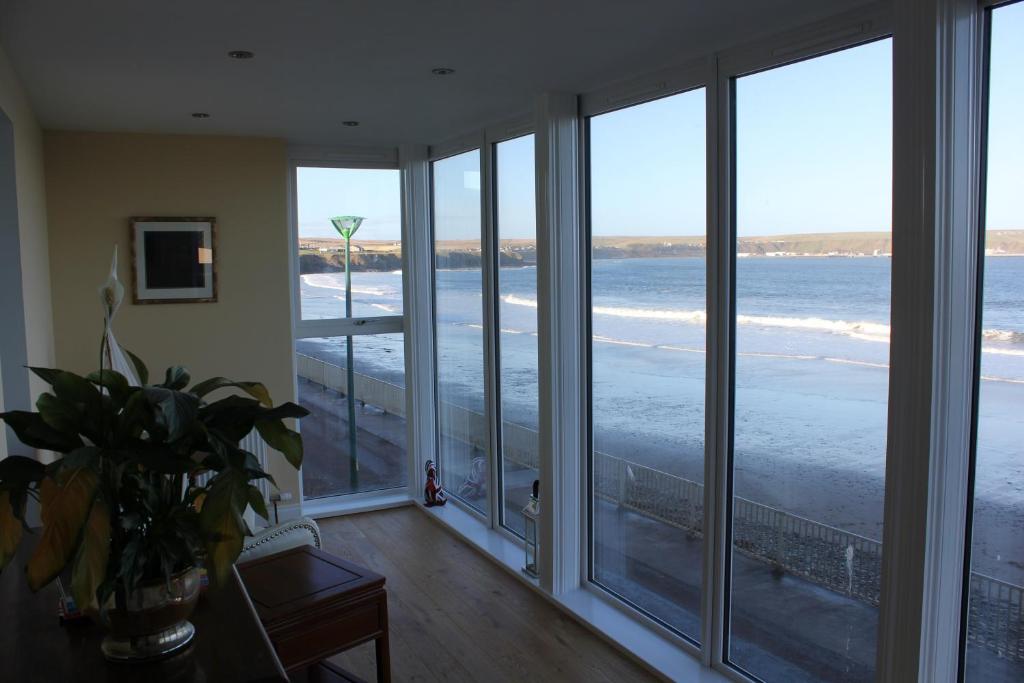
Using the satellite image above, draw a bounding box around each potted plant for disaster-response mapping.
[0,351,308,661]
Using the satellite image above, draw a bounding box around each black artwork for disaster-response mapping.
[144,231,205,289]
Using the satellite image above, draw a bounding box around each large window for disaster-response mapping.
[293,166,406,500]
[494,134,539,537]
[296,167,403,320]
[587,89,707,639]
[297,334,407,498]
[728,39,892,682]
[965,3,1024,681]
[432,150,489,515]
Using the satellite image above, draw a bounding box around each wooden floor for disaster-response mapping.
[319,506,657,683]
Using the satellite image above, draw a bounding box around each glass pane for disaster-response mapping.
[588,89,706,640]
[296,167,403,320]
[729,39,892,682]
[433,150,488,514]
[495,134,539,537]
[965,3,1024,681]
[298,333,407,499]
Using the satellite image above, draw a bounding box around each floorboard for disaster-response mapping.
[317,506,658,683]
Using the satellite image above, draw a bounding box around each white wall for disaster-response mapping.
[0,39,55,459]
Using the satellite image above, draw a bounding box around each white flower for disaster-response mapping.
[98,245,125,325]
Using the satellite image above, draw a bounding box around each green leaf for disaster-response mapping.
[0,411,83,452]
[255,419,303,469]
[52,371,101,406]
[56,447,104,472]
[189,377,272,407]
[27,469,98,591]
[70,498,110,611]
[86,369,130,403]
[126,447,195,475]
[0,455,46,488]
[28,367,62,387]
[246,485,269,521]
[116,389,151,442]
[36,393,81,434]
[200,395,262,442]
[142,387,200,441]
[123,348,150,385]
[0,491,25,572]
[161,367,191,391]
[259,402,310,421]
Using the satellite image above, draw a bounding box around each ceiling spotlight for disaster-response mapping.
[431,67,455,76]
[191,112,211,119]
[342,121,360,127]
[228,50,254,59]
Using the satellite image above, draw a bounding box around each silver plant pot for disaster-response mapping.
[100,567,201,662]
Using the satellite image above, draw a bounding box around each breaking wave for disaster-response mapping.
[501,294,1022,352]
[302,273,397,297]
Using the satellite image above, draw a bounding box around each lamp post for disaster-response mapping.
[331,215,365,489]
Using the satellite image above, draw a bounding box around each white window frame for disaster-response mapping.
[579,60,712,658]
[488,119,540,540]
[427,138,491,521]
[305,1,999,681]
[424,117,543,543]
[714,5,894,681]
[286,144,412,511]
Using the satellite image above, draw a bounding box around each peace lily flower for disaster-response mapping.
[98,245,125,326]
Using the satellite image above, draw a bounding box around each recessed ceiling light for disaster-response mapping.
[431,67,455,76]
[191,112,210,119]
[342,121,360,127]
[228,50,254,59]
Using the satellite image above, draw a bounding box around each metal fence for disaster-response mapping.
[297,353,1023,663]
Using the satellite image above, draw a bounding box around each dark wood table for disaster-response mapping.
[0,534,288,682]
[238,545,391,683]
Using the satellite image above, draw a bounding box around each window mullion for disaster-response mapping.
[705,57,732,671]
[481,138,502,530]
[876,0,984,680]
[399,144,438,501]
[535,92,584,595]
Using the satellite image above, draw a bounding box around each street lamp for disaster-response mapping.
[331,215,365,488]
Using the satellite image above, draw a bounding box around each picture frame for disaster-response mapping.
[130,217,217,304]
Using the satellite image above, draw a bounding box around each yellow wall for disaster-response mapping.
[0,42,55,460]
[44,131,299,500]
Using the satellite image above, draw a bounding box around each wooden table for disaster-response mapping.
[0,535,288,682]
[238,545,391,683]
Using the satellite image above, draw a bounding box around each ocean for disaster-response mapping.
[298,255,1024,582]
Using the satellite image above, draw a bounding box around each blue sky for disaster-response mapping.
[299,5,1021,241]
[297,167,401,240]
[986,1,1023,232]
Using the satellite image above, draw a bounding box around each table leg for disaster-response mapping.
[375,599,391,683]
[374,635,391,683]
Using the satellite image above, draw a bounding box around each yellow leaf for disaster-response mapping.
[71,498,110,611]
[0,491,24,571]
[204,506,243,588]
[26,469,98,592]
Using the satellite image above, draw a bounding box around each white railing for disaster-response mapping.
[297,353,1023,662]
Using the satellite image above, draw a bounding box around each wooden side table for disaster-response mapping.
[238,545,391,683]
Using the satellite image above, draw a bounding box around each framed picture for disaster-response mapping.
[130,217,217,304]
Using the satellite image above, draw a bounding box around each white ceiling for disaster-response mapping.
[0,0,865,147]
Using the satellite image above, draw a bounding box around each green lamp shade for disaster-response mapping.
[330,215,365,239]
